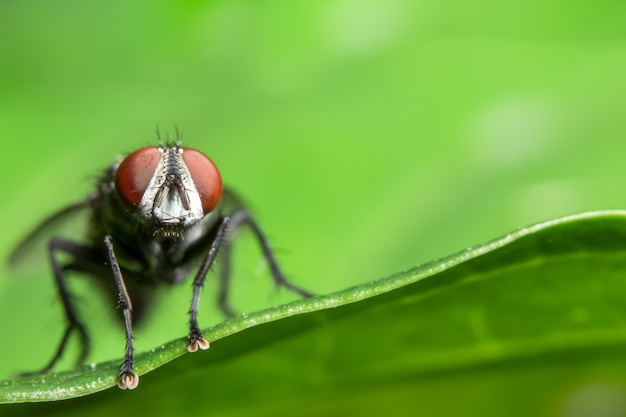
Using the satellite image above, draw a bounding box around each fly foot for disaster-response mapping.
[117,361,139,390]
[187,329,210,353]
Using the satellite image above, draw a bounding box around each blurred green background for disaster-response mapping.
[1,0,626,414]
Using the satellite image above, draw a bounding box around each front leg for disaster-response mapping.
[187,216,230,352]
[104,236,138,390]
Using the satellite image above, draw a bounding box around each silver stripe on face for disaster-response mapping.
[137,146,204,226]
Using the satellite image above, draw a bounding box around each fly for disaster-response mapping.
[8,140,312,389]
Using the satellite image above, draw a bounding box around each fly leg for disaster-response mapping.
[187,216,231,353]
[103,236,138,390]
[189,210,313,352]
[215,209,313,318]
[235,208,313,293]
[20,238,92,376]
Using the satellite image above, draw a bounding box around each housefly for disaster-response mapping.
[8,140,312,389]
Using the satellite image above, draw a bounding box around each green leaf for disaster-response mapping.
[3,210,626,416]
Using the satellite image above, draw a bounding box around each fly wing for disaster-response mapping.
[7,196,93,270]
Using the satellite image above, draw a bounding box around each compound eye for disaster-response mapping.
[182,148,223,213]
[115,147,161,210]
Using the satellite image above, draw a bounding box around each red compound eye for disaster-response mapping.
[182,148,223,213]
[115,147,161,210]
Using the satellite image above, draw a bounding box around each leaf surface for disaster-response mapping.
[3,211,626,416]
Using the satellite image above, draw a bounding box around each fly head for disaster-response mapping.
[114,144,223,239]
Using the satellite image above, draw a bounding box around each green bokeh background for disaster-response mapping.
[1,0,626,413]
